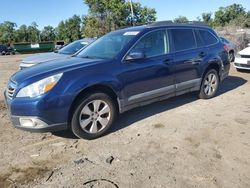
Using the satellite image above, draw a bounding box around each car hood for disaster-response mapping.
[22,52,69,64]
[239,47,250,55]
[12,56,106,85]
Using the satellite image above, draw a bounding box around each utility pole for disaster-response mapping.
[129,0,135,26]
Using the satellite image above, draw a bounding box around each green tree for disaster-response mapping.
[82,0,156,37]
[55,15,82,43]
[174,16,189,23]
[55,21,66,41]
[15,24,28,42]
[65,15,82,42]
[202,12,212,23]
[27,22,40,42]
[40,26,56,41]
[0,21,17,44]
[214,4,246,27]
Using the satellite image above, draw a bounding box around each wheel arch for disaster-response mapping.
[202,60,221,82]
[68,84,120,124]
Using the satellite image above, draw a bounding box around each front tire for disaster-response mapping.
[199,69,219,99]
[71,93,116,139]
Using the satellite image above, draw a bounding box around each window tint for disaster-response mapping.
[194,30,204,47]
[171,29,196,51]
[132,30,169,57]
[199,30,218,45]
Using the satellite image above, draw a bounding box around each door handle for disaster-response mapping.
[163,59,173,65]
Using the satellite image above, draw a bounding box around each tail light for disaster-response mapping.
[223,44,230,52]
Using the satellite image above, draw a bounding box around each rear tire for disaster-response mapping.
[199,69,219,99]
[229,51,235,62]
[71,92,116,140]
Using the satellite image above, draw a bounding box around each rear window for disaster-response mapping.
[199,30,218,46]
[171,29,196,51]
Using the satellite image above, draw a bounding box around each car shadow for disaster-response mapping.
[109,75,247,134]
[53,75,247,139]
[217,75,247,96]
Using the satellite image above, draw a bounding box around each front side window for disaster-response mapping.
[131,30,170,57]
[171,29,196,51]
[199,30,218,46]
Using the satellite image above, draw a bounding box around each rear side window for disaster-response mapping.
[132,30,170,57]
[171,29,196,51]
[194,30,204,47]
[199,30,218,46]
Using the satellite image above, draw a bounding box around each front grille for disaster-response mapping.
[240,55,250,58]
[7,80,17,99]
[235,63,250,68]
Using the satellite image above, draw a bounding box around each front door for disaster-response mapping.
[119,29,175,105]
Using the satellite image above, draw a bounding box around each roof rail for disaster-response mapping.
[148,20,208,27]
[187,21,208,26]
[148,21,173,27]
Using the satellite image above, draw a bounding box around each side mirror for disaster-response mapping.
[125,51,145,61]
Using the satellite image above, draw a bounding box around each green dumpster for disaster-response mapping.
[14,41,55,54]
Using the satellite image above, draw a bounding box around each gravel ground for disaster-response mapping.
[0,55,250,188]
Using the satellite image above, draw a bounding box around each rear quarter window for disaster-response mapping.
[171,29,196,51]
[199,30,218,46]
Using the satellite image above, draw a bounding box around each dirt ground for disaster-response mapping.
[0,55,250,188]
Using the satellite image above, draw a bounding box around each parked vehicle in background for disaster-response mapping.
[0,44,16,55]
[220,37,237,62]
[54,41,65,51]
[19,38,95,69]
[5,21,230,139]
[234,44,250,71]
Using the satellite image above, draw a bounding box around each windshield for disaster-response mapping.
[58,40,88,55]
[77,31,139,59]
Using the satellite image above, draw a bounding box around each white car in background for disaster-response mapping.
[234,44,250,71]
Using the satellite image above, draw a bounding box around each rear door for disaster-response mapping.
[170,28,207,93]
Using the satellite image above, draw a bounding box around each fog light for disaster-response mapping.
[19,118,48,128]
[19,118,36,127]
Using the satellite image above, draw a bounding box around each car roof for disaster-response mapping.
[114,21,211,34]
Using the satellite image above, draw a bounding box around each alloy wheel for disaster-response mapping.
[203,73,218,96]
[79,100,111,134]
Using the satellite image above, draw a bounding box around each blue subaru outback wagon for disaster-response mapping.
[4,21,230,139]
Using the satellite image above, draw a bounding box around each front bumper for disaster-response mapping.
[234,57,250,70]
[10,116,67,132]
[4,91,69,133]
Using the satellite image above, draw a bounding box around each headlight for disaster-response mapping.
[16,73,63,98]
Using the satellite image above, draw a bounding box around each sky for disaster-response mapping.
[0,0,250,29]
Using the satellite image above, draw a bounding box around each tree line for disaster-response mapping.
[0,2,249,44]
[174,3,250,28]
[0,0,156,44]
